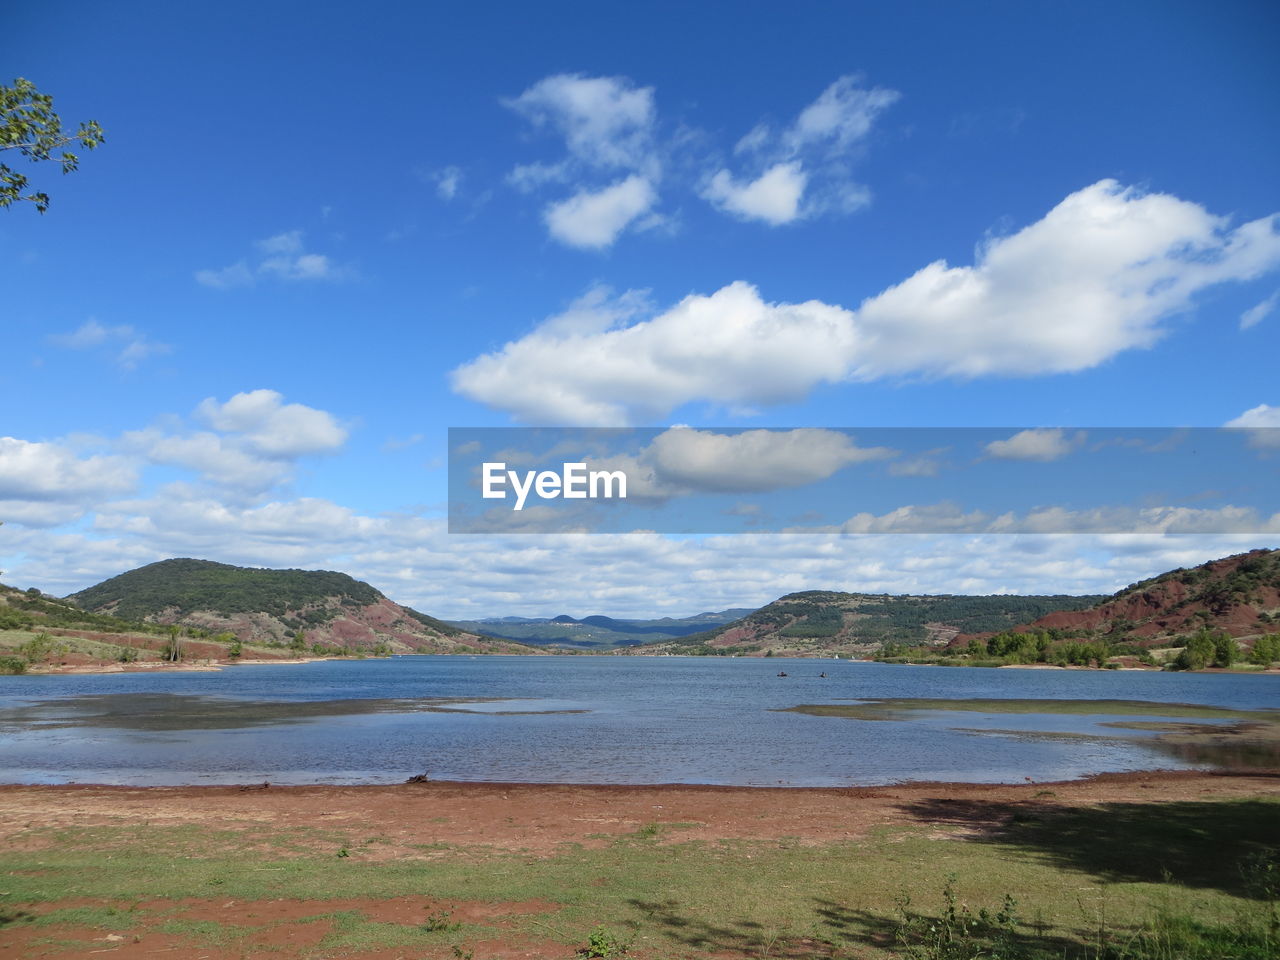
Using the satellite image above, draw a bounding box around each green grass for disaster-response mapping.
[2,796,1276,957]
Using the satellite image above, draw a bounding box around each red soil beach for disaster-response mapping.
[1,770,1277,959]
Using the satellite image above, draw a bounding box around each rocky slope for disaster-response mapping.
[960,548,1280,647]
[638,591,1103,658]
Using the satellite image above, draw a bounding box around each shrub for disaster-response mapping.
[581,926,629,958]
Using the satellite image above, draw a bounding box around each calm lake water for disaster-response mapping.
[0,657,1276,786]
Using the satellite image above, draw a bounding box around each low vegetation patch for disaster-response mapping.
[1,794,1275,958]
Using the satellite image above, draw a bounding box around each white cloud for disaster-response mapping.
[636,428,893,494]
[1225,403,1280,449]
[505,73,656,172]
[0,437,137,502]
[1227,403,1280,428]
[195,261,254,289]
[506,161,569,193]
[454,181,1280,424]
[452,281,857,424]
[1240,290,1278,330]
[785,76,901,154]
[0,391,348,535]
[543,176,657,249]
[0,437,138,527]
[887,455,944,478]
[703,162,808,225]
[985,429,1082,462]
[256,230,304,255]
[6,482,1278,619]
[195,389,348,458]
[121,430,292,493]
[114,391,350,499]
[826,503,1280,535]
[50,319,111,348]
[501,72,897,244]
[502,74,661,249]
[197,230,344,288]
[433,166,462,200]
[851,181,1280,379]
[0,500,92,528]
[49,320,171,370]
[709,75,899,226]
[259,252,334,281]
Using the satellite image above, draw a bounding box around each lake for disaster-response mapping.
[0,656,1276,786]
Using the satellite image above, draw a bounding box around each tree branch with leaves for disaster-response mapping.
[1,77,104,213]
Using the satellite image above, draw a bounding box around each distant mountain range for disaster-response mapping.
[6,548,1275,669]
[448,609,755,649]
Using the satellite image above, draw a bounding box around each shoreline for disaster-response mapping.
[14,654,1279,676]
[2,768,1275,858]
[1,766,1276,794]
[17,654,376,675]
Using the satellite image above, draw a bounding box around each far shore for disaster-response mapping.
[19,654,369,675]
[11,652,1278,676]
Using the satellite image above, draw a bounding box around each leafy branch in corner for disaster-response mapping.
[1,77,105,213]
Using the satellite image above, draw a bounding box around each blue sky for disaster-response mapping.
[2,1,1278,617]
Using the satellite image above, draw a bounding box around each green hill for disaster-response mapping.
[638,590,1106,657]
[63,558,535,655]
[69,558,382,623]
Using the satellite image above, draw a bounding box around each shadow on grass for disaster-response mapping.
[627,898,835,958]
[627,896,1120,959]
[896,796,1280,898]
[813,898,1099,960]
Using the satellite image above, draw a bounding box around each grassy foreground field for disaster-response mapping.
[1,774,1277,959]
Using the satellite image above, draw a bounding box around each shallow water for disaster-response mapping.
[0,656,1275,786]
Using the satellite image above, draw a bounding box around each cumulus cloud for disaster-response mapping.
[120,430,292,493]
[706,75,899,225]
[6,481,1278,618]
[503,74,660,250]
[0,437,138,528]
[114,391,349,499]
[195,389,348,458]
[0,438,137,503]
[501,72,897,241]
[505,73,656,172]
[452,281,857,424]
[632,428,893,495]
[703,162,807,226]
[985,429,1083,462]
[0,393,328,530]
[49,319,171,370]
[196,230,344,288]
[454,181,1280,424]
[544,176,658,249]
[1225,403,1280,449]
